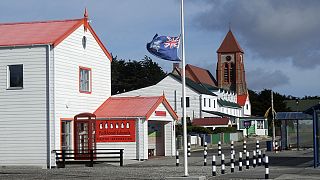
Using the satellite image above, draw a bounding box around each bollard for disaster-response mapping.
[246,151,250,169]
[258,150,262,166]
[265,156,269,179]
[212,155,216,176]
[243,140,247,154]
[218,141,222,156]
[275,141,279,153]
[263,151,266,165]
[231,141,234,155]
[176,151,179,166]
[239,151,243,171]
[253,151,256,168]
[204,141,207,151]
[188,142,191,157]
[256,140,260,153]
[204,147,207,166]
[231,153,235,173]
[221,154,225,174]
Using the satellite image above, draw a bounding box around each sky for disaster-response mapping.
[1,0,319,98]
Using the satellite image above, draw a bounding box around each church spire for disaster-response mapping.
[217,30,243,53]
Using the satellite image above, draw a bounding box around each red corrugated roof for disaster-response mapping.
[217,30,244,53]
[0,17,112,61]
[186,64,217,87]
[94,96,178,120]
[237,94,248,106]
[192,117,230,126]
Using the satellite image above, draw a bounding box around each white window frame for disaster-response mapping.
[7,64,23,89]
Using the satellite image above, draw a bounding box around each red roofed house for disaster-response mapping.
[0,10,112,168]
[192,117,231,130]
[94,96,178,160]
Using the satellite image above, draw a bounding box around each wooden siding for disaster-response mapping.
[53,24,111,152]
[0,46,48,167]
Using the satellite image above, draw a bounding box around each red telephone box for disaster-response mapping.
[74,113,96,160]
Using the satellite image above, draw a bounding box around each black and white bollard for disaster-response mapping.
[243,140,247,154]
[221,154,225,174]
[204,144,207,166]
[231,141,234,155]
[263,151,266,165]
[239,151,243,171]
[256,140,260,153]
[253,150,256,168]
[187,142,191,157]
[246,151,250,169]
[265,156,269,179]
[258,150,262,166]
[218,141,222,156]
[275,141,279,153]
[176,151,179,166]
[231,153,235,173]
[212,155,216,176]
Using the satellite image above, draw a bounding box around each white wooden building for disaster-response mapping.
[94,96,177,160]
[115,73,243,123]
[0,11,112,168]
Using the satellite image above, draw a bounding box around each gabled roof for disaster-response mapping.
[0,13,112,61]
[237,94,248,106]
[192,117,230,126]
[94,96,178,120]
[217,30,244,53]
[185,64,217,87]
[169,73,217,96]
[218,99,241,108]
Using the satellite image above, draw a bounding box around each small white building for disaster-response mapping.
[238,117,268,136]
[94,96,177,160]
[0,11,112,168]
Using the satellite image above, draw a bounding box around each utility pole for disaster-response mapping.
[271,90,275,149]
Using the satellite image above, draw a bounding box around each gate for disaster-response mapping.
[74,113,96,160]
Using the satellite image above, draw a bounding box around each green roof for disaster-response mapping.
[202,110,236,118]
[169,73,217,96]
[284,99,320,112]
[217,99,241,108]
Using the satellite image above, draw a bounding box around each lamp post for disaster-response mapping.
[296,99,299,150]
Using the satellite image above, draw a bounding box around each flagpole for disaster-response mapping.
[181,0,188,177]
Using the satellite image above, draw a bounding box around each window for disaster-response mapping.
[204,98,206,107]
[7,64,23,89]
[257,120,264,129]
[209,99,211,107]
[246,104,249,110]
[181,97,190,108]
[224,63,229,82]
[79,67,91,93]
[213,100,216,108]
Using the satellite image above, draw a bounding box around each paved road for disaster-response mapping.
[0,140,317,179]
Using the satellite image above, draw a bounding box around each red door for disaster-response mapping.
[74,113,96,160]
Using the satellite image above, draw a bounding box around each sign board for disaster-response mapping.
[96,120,136,142]
[243,120,251,128]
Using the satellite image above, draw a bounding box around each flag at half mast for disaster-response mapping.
[146,34,180,61]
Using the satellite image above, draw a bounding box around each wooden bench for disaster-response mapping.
[53,149,124,168]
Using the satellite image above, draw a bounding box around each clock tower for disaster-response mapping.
[216,30,248,96]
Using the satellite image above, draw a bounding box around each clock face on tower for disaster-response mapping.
[226,55,231,61]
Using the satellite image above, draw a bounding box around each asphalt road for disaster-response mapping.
[0,139,317,179]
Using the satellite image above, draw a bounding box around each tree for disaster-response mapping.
[111,55,167,95]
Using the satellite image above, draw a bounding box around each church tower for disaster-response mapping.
[216,30,248,96]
